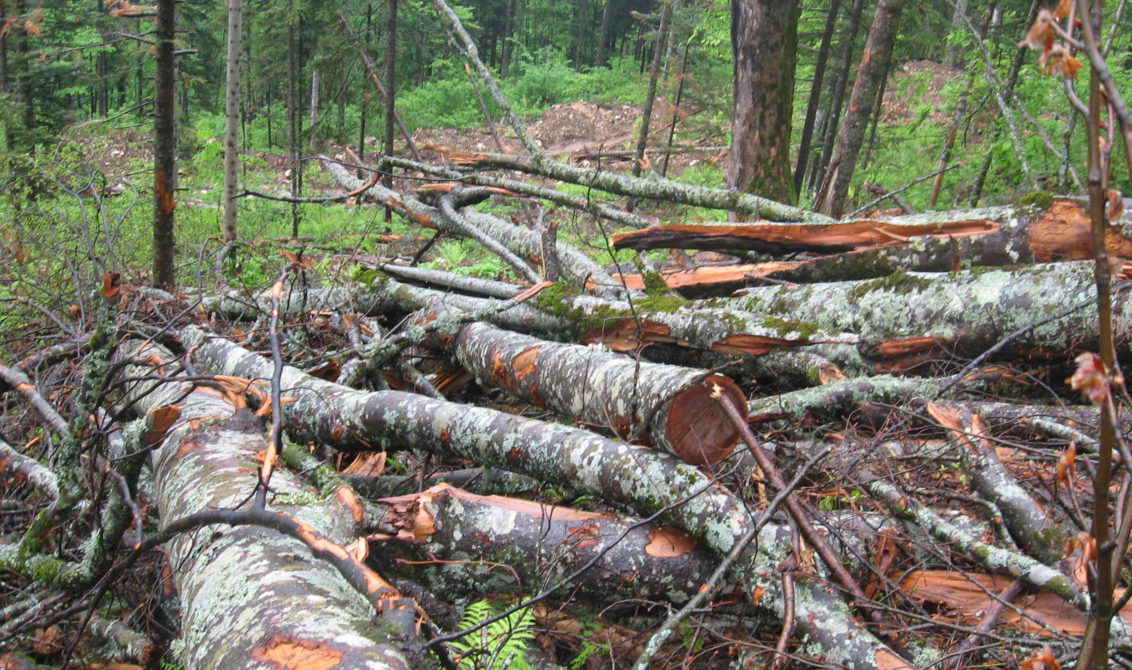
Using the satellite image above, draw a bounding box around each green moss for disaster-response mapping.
[635,294,690,313]
[29,555,64,583]
[760,315,821,340]
[845,269,934,301]
[1014,190,1055,211]
[640,268,669,296]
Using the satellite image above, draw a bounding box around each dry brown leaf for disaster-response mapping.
[342,451,386,477]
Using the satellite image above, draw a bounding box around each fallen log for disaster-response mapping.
[431,316,745,465]
[115,340,425,669]
[374,484,716,604]
[610,217,1000,253]
[199,273,855,359]
[614,201,1132,291]
[727,261,1132,360]
[417,147,831,224]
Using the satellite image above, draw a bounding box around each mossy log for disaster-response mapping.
[181,327,912,670]
[374,483,717,603]
[116,340,423,670]
[434,317,745,465]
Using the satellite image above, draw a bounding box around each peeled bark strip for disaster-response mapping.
[181,328,910,670]
[375,484,716,603]
[117,341,418,670]
[615,201,1132,291]
[444,319,744,465]
[727,261,1132,359]
[610,218,999,253]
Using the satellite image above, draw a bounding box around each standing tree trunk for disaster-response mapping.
[501,0,516,77]
[221,0,243,243]
[815,0,905,218]
[969,0,1040,206]
[726,0,802,207]
[810,0,865,192]
[153,0,176,288]
[945,0,968,66]
[358,3,372,165]
[308,67,319,150]
[287,23,302,238]
[595,0,613,67]
[384,0,398,226]
[631,0,672,179]
[795,0,841,193]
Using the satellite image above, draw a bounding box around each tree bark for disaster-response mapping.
[152,0,176,289]
[181,327,913,670]
[222,0,243,243]
[726,0,801,206]
[811,0,866,192]
[816,0,905,218]
[431,317,745,465]
[727,260,1132,360]
[795,0,842,192]
[594,0,613,67]
[376,484,717,603]
[632,0,672,179]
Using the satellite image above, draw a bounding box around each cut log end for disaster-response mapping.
[664,374,745,466]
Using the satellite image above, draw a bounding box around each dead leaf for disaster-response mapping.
[1020,645,1061,670]
[1069,352,1109,406]
[342,451,386,477]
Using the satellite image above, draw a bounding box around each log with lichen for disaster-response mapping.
[422,315,744,464]
[199,271,855,359]
[613,201,1132,293]
[724,260,1132,360]
[115,340,426,670]
[373,483,717,603]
